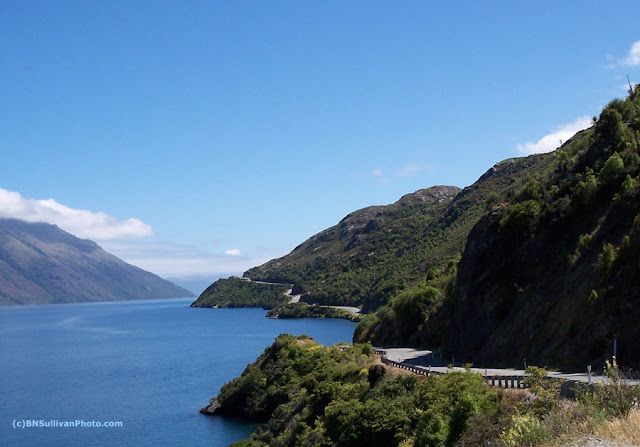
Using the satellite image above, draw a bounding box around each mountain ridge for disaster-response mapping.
[0,218,193,305]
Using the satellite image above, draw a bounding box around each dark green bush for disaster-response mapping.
[599,152,625,185]
[596,106,625,142]
[368,364,386,386]
[391,285,441,330]
[499,200,542,234]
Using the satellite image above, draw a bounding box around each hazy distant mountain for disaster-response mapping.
[166,275,230,296]
[0,218,193,305]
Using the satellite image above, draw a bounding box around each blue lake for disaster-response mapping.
[0,298,356,446]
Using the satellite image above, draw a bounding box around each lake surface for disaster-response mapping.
[0,298,356,446]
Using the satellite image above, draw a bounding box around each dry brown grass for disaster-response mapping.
[539,407,640,446]
[592,407,640,445]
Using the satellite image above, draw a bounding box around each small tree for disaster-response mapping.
[599,152,625,185]
[522,366,561,416]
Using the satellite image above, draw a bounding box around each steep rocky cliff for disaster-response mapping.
[432,88,640,370]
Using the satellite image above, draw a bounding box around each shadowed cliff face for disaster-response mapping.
[424,88,640,370]
[439,184,640,370]
[0,218,193,305]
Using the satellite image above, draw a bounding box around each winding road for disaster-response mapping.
[236,277,362,316]
[376,347,639,387]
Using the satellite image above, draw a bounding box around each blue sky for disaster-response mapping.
[1,1,639,284]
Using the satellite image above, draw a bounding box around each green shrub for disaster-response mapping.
[367,364,386,386]
[588,289,599,305]
[579,358,640,418]
[596,106,625,142]
[620,174,636,196]
[574,168,598,205]
[499,413,549,446]
[516,178,543,202]
[484,191,499,210]
[459,391,523,446]
[596,242,618,284]
[391,285,441,329]
[499,200,542,234]
[599,152,625,185]
[574,233,593,260]
[606,98,635,123]
[522,366,561,416]
[353,313,379,343]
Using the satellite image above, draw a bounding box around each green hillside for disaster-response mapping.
[191,277,291,309]
[194,86,640,371]
[358,85,640,370]
[195,157,553,313]
[204,335,494,447]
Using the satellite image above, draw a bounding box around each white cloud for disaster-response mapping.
[623,40,640,66]
[0,187,153,240]
[516,116,593,156]
[224,248,241,256]
[606,41,640,68]
[100,241,272,277]
[372,168,384,176]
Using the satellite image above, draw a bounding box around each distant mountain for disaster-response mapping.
[166,275,229,296]
[0,218,193,305]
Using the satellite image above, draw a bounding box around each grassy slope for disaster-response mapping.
[245,186,462,311]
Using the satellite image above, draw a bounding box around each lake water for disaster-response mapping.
[0,298,356,446]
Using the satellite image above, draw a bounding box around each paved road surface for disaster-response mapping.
[379,348,639,385]
[236,277,361,315]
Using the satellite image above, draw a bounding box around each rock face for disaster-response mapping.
[199,400,222,415]
[0,218,193,305]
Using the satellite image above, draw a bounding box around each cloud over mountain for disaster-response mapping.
[516,116,593,155]
[0,187,153,240]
